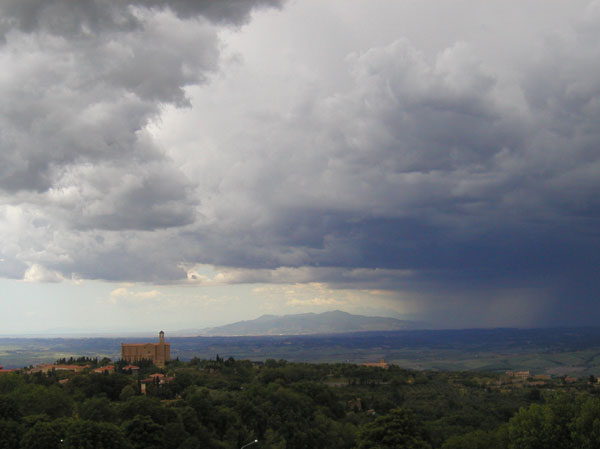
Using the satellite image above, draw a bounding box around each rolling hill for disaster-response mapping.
[193,310,422,336]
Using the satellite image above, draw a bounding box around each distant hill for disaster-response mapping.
[192,310,423,336]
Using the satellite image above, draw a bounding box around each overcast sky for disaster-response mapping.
[1,0,599,334]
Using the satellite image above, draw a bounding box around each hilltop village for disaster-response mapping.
[0,332,598,393]
[1,331,173,394]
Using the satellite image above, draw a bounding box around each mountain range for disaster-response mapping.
[181,310,423,336]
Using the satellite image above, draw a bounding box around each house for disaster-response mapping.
[362,359,389,369]
[122,365,140,373]
[506,370,530,380]
[31,364,90,374]
[93,365,115,374]
[140,372,175,394]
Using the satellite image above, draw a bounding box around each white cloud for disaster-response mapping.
[109,286,162,304]
[184,264,415,289]
[23,264,65,283]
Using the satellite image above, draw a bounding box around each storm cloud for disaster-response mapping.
[1,0,599,327]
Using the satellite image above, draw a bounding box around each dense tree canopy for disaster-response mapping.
[356,408,431,449]
[0,358,598,448]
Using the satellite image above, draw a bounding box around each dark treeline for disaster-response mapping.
[1,357,600,448]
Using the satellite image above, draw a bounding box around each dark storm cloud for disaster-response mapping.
[144,0,284,24]
[167,25,600,324]
[1,0,282,35]
[1,0,599,328]
[315,31,600,322]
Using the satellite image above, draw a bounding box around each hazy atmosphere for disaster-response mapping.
[1,0,599,334]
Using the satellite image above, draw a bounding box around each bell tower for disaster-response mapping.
[155,330,166,367]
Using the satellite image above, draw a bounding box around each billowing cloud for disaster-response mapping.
[170,18,599,285]
[0,0,284,280]
[1,0,599,327]
[23,263,64,283]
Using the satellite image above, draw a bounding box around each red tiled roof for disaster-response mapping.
[93,365,115,373]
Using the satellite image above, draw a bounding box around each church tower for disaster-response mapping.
[156,330,166,367]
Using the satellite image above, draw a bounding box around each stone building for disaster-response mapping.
[121,331,170,367]
[362,359,389,369]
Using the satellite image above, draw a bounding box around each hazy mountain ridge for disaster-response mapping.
[194,310,422,336]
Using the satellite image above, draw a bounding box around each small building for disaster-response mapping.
[93,365,115,374]
[362,359,389,369]
[141,373,174,384]
[506,370,530,380]
[122,365,140,373]
[32,364,90,374]
[121,331,171,368]
[533,374,551,381]
[140,373,175,394]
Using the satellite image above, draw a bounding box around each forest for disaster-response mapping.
[1,356,600,448]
